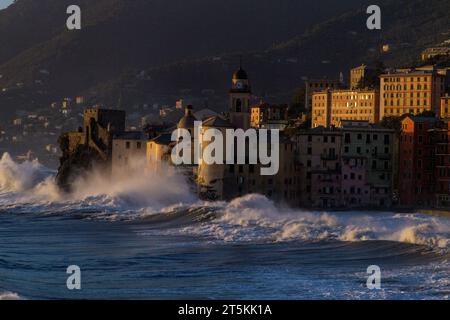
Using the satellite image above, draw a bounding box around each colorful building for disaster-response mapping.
[250,103,289,130]
[305,78,343,111]
[432,119,450,208]
[312,89,379,128]
[441,94,450,118]
[296,121,395,209]
[341,121,395,207]
[296,127,342,208]
[398,116,438,207]
[380,71,445,119]
[311,90,331,128]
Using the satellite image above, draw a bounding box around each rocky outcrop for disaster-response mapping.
[56,133,110,192]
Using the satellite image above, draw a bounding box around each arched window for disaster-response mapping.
[236,99,242,112]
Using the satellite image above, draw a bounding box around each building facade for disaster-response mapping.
[350,64,378,89]
[229,67,251,130]
[311,90,331,128]
[432,120,450,208]
[197,68,301,205]
[341,121,395,207]
[398,116,438,207]
[250,103,289,130]
[312,89,379,128]
[380,71,446,119]
[296,121,395,209]
[296,127,343,208]
[112,132,147,177]
[441,94,450,118]
[305,78,343,111]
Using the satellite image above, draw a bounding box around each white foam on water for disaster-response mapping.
[180,194,450,249]
[0,153,449,249]
[0,291,22,300]
[0,152,196,213]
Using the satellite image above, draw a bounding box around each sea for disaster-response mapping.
[0,152,449,300]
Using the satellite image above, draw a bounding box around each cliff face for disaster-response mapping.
[56,134,109,191]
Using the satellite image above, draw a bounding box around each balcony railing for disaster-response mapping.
[321,154,338,161]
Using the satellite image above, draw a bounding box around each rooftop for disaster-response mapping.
[151,133,173,146]
[405,115,438,123]
[381,69,441,77]
[232,67,248,80]
[202,116,233,128]
[114,131,146,140]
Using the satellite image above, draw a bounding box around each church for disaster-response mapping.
[147,64,301,205]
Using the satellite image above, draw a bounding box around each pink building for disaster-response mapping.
[341,156,370,207]
[296,127,343,208]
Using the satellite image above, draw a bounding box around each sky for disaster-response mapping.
[0,0,13,10]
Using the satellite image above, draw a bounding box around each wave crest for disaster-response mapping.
[0,291,22,300]
[0,154,449,249]
[180,194,450,249]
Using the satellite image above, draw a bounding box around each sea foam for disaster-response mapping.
[0,153,449,250]
[0,291,22,300]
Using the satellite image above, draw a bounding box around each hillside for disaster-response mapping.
[0,0,365,97]
[141,0,450,99]
[0,0,448,114]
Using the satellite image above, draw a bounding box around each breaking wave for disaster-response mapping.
[0,153,449,250]
[0,291,22,300]
[179,194,450,250]
[0,152,196,211]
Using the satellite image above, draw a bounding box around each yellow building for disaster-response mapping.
[311,90,331,128]
[305,78,342,110]
[146,133,173,170]
[380,71,445,119]
[250,103,289,130]
[441,94,450,118]
[312,89,379,128]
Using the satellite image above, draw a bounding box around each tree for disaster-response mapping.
[380,116,403,133]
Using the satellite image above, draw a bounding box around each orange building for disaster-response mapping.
[441,94,450,118]
[398,116,438,207]
[305,78,342,111]
[312,89,379,128]
[380,71,445,119]
[250,103,289,130]
[311,90,331,127]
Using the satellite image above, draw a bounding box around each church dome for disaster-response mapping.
[177,105,197,130]
[232,67,248,80]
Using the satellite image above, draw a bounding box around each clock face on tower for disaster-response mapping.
[236,81,243,89]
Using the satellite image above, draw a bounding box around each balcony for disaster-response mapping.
[312,168,341,175]
[321,153,338,161]
[372,153,391,160]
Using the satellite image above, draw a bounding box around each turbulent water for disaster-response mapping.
[0,153,449,300]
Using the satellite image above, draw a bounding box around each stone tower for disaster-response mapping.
[229,63,251,130]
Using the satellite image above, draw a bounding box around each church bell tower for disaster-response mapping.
[229,62,251,130]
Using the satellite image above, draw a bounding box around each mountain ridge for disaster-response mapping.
[0,0,448,114]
